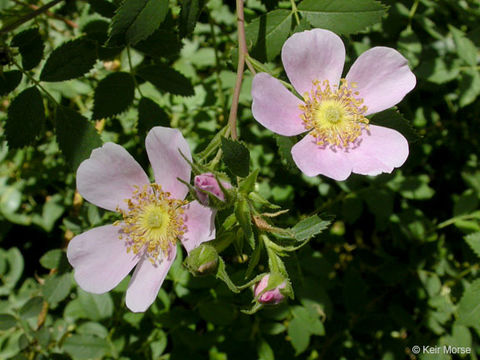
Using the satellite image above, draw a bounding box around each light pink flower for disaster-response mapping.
[67,127,216,312]
[254,274,286,305]
[251,29,416,181]
[194,173,231,205]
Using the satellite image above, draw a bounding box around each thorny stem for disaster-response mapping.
[227,0,252,141]
[0,0,64,34]
[11,56,58,106]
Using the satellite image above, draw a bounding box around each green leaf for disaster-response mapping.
[245,9,292,62]
[291,306,325,336]
[5,86,45,148]
[78,289,114,321]
[370,109,421,143]
[388,174,435,200]
[288,317,310,354]
[179,0,205,38]
[0,248,24,295]
[221,137,250,177]
[343,269,367,311]
[19,297,44,319]
[137,64,194,96]
[108,0,168,46]
[292,215,330,241]
[257,339,274,360]
[0,70,22,96]
[92,72,135,119]
[417,58,461,84]
[55,106,102,169]
[40,38,97,82]
[11,28,44,70]
[450,25,478,66]
[39,249,64,269]
[276,135,299,172]
[198,301,236,325]
[77,322,109,338]
[465,233,480,259]
[0,314,16,330]
[89,0,116,18]
[457,279,480,327]
[397,27,422,68]
[134,29,181,59]
[138,97,170,136]
[42,273,72,304]
[459,69,480,107]
[63,334,109,360]
[298,0,386,35]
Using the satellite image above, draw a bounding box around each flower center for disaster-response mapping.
[115,184,187,263]
[299,79,369,148]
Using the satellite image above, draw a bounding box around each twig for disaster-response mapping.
[0,0,65,34]
[11,56,58,106]
[227,0,253,140]
[11,0,77,29]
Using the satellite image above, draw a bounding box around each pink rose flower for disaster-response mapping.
[254,274,286,305]
[251,29,416,181]
[194,173,231,205]
[67,127,216,312]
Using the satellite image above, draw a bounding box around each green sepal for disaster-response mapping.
[264,236,294,299]
[215,257,239,293]
[184,244,219,276]
[239,169,260,195]
[235,195,255,250]
[241,302,263,315]
[248,191,281,209]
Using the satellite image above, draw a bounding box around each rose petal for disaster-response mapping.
[77,143,150,212]
[348,125,409,175]
[180,200,216,253]
[67,224,140,294]
[251,73,305,136]
[291,134,352,181]
[346,47,416,115]
[282,29,345,96]
[125,245,176,312]
[146,127,192,200]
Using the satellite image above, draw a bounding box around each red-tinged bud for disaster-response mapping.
[194,173,231,205]
[253,274,286,305]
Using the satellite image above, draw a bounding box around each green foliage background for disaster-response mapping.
[1,0,480,359]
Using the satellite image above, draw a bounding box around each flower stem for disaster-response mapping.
[0,0,64,34]
[127,46,144,97]
[227,0,250,140]
[290,0,301,26]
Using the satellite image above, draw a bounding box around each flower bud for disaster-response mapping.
[194,173,231,205]
[253,274,286,305]
[184,244,219,276]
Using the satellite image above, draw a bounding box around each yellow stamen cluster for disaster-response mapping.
[115,184,187,263]
[299,79,369,148]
